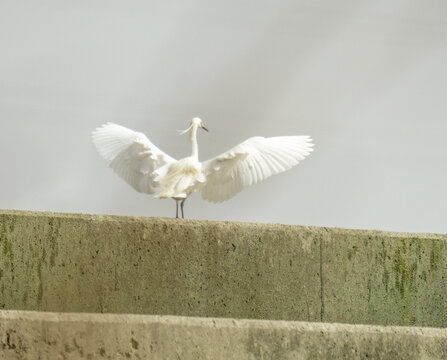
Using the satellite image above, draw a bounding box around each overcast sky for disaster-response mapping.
[0,0,446,233]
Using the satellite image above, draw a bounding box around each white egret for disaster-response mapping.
[92,117,314,218]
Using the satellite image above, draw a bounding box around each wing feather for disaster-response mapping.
[200,136,314,203]
[92,122,176,194]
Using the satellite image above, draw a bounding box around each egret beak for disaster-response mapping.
[201,126,209,132]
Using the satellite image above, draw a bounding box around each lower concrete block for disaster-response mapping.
[1,310,447,360]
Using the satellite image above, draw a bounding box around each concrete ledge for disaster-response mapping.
[1,210,446,327]
[2,310,447,360]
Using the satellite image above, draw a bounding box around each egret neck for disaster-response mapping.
[189,123,199,161]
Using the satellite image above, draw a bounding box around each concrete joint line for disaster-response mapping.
[320,233,325,322]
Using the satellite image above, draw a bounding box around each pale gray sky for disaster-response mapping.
[0,0,446,233]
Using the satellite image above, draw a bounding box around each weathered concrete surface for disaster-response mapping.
[0,210,446,327]
[1,310,447,360]
[322,228,447,327]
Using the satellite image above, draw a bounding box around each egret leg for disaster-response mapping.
[175,200,179,218]
[180,199,186,219]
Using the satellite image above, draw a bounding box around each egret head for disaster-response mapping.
[178,117,208,135]
[192,117,208,132]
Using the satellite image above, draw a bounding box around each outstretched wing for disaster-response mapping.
[200,136,313,203]
[92,122,176,194]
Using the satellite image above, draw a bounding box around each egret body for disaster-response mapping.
[92,117,313,218]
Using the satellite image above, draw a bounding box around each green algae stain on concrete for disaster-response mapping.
[430,239,441,272]
[0,214,16,261]
[0,214,16,260]
[382,269,390,292]
[390,238,419,325]
[0,214,17,311]
[347,245,358,261]
[47,217,61,267]
[2,239,12,257]
[22,290,28,304]
[391,239,420,299]
[0,213,16,236]
[36,259,43,305]
[387,236,446,326]
[392,239,410,299]
[35,245,48,306]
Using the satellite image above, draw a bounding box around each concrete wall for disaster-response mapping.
[2,310,447,360]
[1,210,446,327]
